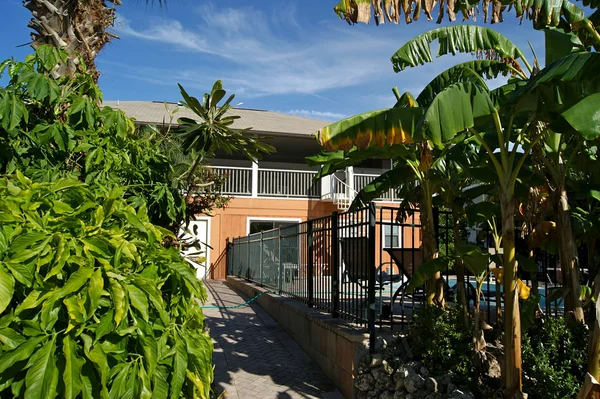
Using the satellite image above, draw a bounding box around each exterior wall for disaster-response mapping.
[204,197,424,280]
[205,197,339,279]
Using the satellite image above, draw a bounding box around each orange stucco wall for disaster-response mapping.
[205,197,339,279]
[203,197,425,279]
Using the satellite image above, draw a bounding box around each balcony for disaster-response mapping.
[208,166,321,198]
[207,166,400,205]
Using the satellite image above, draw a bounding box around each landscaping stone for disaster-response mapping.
[425,377,438,393]
[355,333,475,399]
[356,373,376,392]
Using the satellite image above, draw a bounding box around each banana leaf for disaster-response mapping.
[314,107,424,152]
[390,25,527,72]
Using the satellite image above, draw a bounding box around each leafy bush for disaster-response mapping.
[0,46,185,228]
[0,47,214,398]
[410,304,474,386]
[522,317,588,399]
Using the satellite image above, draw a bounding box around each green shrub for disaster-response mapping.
[522,317,588,399]
[0,174,213,398]
[410,304,474,386]
[0,47,213,398]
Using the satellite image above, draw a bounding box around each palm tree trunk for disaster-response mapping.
[553,183,585,323]
[500,190,523,395]
[24,0,121,82]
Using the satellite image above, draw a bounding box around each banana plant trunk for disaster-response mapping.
[24,0,120,82]
[500,191,523,395]
[553,184,586,323]
[421,182,445,307]
[453,207,470,329]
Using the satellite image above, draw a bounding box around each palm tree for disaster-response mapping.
[24,0,164,81]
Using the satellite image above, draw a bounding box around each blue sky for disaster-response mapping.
[1,1,545,121]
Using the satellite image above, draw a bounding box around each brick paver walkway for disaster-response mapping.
[203,281,342,399]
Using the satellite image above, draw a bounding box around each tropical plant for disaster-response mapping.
[309,24,600,396]
[0,45,214,398]
[24,0,165,81]
[332,0,600,47]
[0,174,213,398]
[176,81,275,220]
[0,45,190,229]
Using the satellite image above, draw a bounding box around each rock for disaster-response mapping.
[448,389,474,399]
[379,391,395,399]
[419,367,430,378]
[395,366,410,379]
[425,377,438,393]
[447,383,457,394]
[403,374,425,393]
[355,373,375,392]
[436,374,452,387]
[368,389,382,399]
[357,391,368,399]
[370,354,384,368]
[375,336,388,352]
[382,360,394,375]
[393,392,406,399]
[424,394,442,399]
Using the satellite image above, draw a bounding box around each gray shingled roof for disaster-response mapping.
[102,101,329,137]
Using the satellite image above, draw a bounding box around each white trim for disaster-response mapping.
[258,168,317,174]
[251,160,259,198]
[180,217,211,279]
[246,217,302,235]
[209,165,253,171]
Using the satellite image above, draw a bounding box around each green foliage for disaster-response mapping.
[522,318,588,399]
[0,46,185,228]
[0,46,214,398]
[410,305,474,386]
[0,175,213,398]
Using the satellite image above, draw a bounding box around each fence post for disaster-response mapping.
[225,238,230,276]
[367,203,376,353]
[307,219,314,308]
[259,231,264,286]
[278,231,283,294]
[246,237,250,281]
[331,211,340,318]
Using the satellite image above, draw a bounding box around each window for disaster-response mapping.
[249,219,299,234]
[383,224,401,248]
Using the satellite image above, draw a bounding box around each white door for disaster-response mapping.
[180,219,210,279]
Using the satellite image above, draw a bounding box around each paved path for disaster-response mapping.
[203,281,342,399]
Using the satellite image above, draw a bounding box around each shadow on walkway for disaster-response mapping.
[203,281,343,399]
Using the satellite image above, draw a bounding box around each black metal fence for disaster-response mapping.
[227,203,565,347]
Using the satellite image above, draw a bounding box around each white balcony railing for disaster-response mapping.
[209,166,252,196]
[354,173,395,201]
[207,166,320,198]
[258,169,320,198]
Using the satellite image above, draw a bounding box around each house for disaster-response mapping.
[103,101,405,279]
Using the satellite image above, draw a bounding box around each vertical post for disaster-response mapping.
[331,211,340,317]
[225,237,230,276]
[258,231,264,286]
[347,166,355,200]
[246,237,250,281]
[278,232,283,294]
[307,219,314,308]
[251,159,259,197]
[367,203,377,353]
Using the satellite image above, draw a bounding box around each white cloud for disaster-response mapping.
[113,6,405,98]
[281,109,348,121]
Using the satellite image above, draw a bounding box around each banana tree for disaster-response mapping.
[333,0,600,47]
[312,24,600,395]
